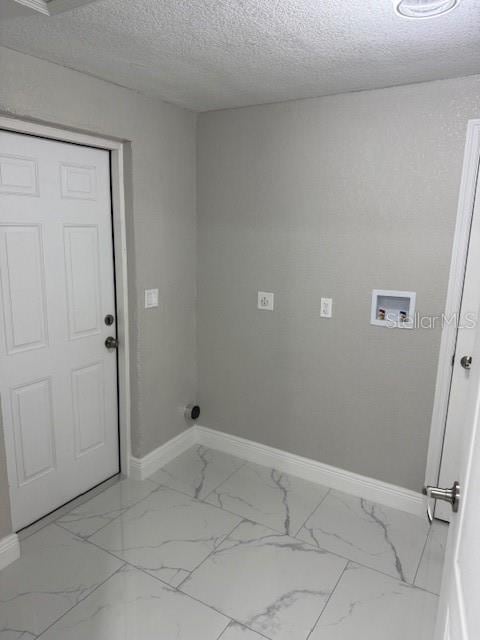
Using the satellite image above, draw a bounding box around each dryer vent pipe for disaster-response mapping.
[184,404,200,423]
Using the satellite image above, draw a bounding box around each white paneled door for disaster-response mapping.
[0,131,119,530]
[435,298,480,639]
[436,159,480,521]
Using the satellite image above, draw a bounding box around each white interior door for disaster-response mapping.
[0,130,119,530]
[437,166,480,521]
[435,296,480,640]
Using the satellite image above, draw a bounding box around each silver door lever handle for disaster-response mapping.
[422,481,460,524]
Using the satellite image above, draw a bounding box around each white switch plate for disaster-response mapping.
[144,288,159,309]
[258,291,274,311]
[320,297,333,318]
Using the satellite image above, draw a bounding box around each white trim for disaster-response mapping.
[13,0,100,15]
[13,0,49,14]
[129,427,197,481]
[131,425,425,516]
[109,145,132,478]
[425,119,480,488]
[0,117,124,151]
[47,0,100,14]
[195,426,425,516]
[0,115,132,525]
[0,534,20,571]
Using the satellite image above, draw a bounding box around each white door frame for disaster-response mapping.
[0,115,132,511]
[425,119,480,489]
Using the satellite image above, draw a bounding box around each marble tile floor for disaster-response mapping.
[0,445,446,639]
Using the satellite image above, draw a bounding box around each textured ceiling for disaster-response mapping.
[1,0,480,111]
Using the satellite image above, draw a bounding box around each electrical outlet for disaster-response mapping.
[258,291,274,311]
[320,297,333,318]
[144,288,159,309]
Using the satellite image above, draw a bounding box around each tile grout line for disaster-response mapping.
[175,518,246,591]
[305,561,350,640]
[412,522,432,586]
[73,509,244,595]
[290,509,433,590]
[215,620,233,640]
[228,514,439,595]
[54,481,160,541]
[26,443,242,544]
[70,503,422,638]
[293,488,332,537]
[167,512,437,639]
[18,475,123,541]
[54,528,269,636]
[201,455,250,503]
[55,457,438,596]
[157,477,440,596]
[55,469,241,546]
[28,541,264,640]
[34,562,129,639]
[161,444,245,502]
[201,467,334,539]
[21,447,438,639]
[181,588,274,640]
[57,496,191,585]
[30,532,437,640]
[135,472,261,532]
[80,515,270,640]
[71,530,177,590]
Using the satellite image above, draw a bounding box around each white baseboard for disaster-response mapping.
[129,427,197,481]
[129,423,425,517]
[0,534,20,571]
[195,425,425,517]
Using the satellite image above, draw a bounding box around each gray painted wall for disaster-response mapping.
[0,46,197,535]
[197,75,480,492]
[1,43,479,539]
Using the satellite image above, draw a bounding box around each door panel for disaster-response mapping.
[11,378,56,485]
[0,225,48,354]
[0,130,119,530]
[64,225,102,339]
[60,163,97,200]
[0,154,39,196]
[72,362,105,457]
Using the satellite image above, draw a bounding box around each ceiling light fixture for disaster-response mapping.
[395,0,459,18]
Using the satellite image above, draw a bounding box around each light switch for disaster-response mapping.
[320,297,333,318]
[144,288,159,309]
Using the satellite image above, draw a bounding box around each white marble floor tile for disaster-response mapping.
[89,484,241,587]
[218,622,266,640]
[181,519,347,640]
[149,445,245,499]
[40,564,229,640]
[205,462,329,536]
[0,630,35,640]
[0,524,122,639]
[415,520,449,594]
[309,563,438,640]
[219,621,268,639]
[297,490,429,583]
[56,477,158,538]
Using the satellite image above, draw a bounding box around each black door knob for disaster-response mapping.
[105,336,119,350]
